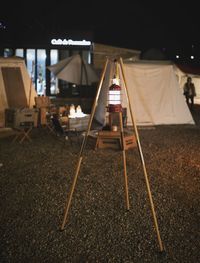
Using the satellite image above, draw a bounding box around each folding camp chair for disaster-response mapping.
[12,123,33,143]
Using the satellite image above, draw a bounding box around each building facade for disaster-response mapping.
[0,29,140,107]
[0,30,94,98]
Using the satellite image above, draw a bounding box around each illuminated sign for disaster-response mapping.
[51,39,91,46]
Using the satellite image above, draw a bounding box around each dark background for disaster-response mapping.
[1,0,200,65]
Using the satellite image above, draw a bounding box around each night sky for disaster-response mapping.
[1,1,200,62]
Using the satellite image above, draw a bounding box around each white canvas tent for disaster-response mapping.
[0,57,37,127]
[94,60,195,126]
[47,54,99,85]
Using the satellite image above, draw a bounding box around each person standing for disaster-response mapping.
[183,76,196,109]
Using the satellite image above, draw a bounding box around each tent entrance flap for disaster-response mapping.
[2,67,28,108]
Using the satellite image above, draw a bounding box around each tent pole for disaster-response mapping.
[119,57,164,252]
[28,78,32,107]
[60,58,109,230]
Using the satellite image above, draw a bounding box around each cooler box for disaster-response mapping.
[5,108,39,128]
[68,115,90,131]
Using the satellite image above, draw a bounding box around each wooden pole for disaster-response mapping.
[28,78,32,107]
[119,111,130,210]
[60,58,109,230]
[119,58,164,252]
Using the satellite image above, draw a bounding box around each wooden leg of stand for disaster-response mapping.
[119,112,130,210]
[60,58,109,230]
[141,160,164,252]
[122,150,130,210]
[61,157,83,230]
[119,57,164,252]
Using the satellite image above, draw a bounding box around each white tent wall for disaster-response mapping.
[123,63,194,125]
[94,60,195,126]
[0,69,8,125]
[0,57,37,127]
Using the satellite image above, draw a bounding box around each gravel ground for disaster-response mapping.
[0,106,200,263]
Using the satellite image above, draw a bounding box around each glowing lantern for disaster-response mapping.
[69,104,76,118]
[107,76,122,113]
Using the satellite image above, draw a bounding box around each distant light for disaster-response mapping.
[190,55,194,59]
[0,21,6,29]
[176,55,180,59]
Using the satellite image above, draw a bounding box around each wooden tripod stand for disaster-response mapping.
[60,57,164,252]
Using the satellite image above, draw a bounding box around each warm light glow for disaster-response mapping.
[109,90,121,104]
[69,104,76,118]
[69,104,86,118]
[107,82,122,112]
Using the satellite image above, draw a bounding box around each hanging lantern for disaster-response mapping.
[107,60,122,113]
[107,82,122,112]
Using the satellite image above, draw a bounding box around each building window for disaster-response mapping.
[82,50,91,64]
[15,49,24,57]
[50,49,59,95]
[37,49,46,95]
[4,48,13,57]
[26,49,36,87]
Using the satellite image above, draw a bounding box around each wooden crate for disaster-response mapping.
[124,134,137,150]
[15,108,39,127]
[96,131,121,150]
[35,96,51,108]
[5,108,39,128]
[96,130,136,150]
[40,107,47,125]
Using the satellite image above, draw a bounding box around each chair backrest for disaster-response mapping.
[51,115,64,135]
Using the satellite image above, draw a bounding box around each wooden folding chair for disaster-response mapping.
[12,124,33,143]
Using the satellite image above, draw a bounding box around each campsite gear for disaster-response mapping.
[107,61,122,113]
[68,115,90,131]
[95,130,136,150]
[69,104,76,117]
[5,108,39,128]
[5,108,38,143]
[34,96,51,108]
[12,124,33,144]
[34,96,52,126]
[51,114,78,145]
[60,57,164,253]
[107,83,122,113]
[51,114,88,146]
[47,54,99,85]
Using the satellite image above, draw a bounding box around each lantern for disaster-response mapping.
[107,77,122,113]
[69,104,76,118]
